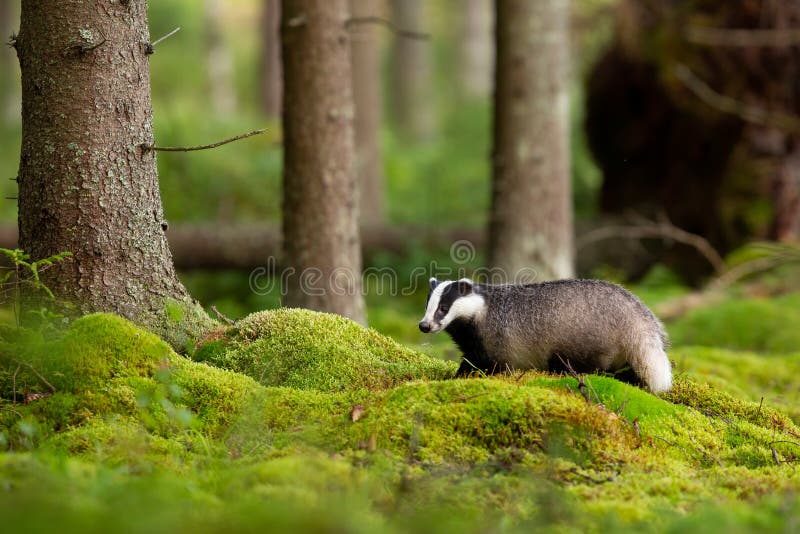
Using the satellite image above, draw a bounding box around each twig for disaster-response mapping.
[140,128,267,153]
[211,305,235,326]
[12,364,19,404]
[756,397,764,422]
[709,256,785,291]
[345,16,429,40]
[451,392,491,404]
[686,26,800,47]
[459,357,488,378]
[653,435,701,463]
[63,29,107,57]
[0,406,23,418]
[688,434,723,467]
[557,355,592,403]
[567,467,617,484]
[145,26,181,54]
[674,64,800,133]
[577,215,726,274]
[16,361,56,393]
[769,440,800,448]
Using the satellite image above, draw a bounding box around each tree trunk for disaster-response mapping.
[16,0,212,348]
[259,0,282,118]
[389,0,435,142]
[205,0,237,115]
[281,0,366,323]
[488,0,574,282]
[350,0,385,226]
[458,0,493,99]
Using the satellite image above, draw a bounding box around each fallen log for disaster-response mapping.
[0,224,485,270]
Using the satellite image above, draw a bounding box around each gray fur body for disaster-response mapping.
[419,279,673,393]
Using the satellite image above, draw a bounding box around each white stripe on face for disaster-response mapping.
[438,293,485,330]
[420,280,485,333]
[421,281,452,330]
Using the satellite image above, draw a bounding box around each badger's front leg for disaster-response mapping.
[455,355,495,377]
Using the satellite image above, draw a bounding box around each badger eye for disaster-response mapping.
[439,305,449,314]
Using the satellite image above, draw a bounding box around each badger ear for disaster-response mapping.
[457,278,473,296]
[429,277,439,291]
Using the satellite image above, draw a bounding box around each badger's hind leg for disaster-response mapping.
[627,336,672,394]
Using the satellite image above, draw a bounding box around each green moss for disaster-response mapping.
[668,293,800,352]
[165,301,185,323]
[664,378,799,436]
[197,308,457,392]
[3,309,800,531]
[149,297,217,353]
[360,379,638,466]
[0,314,263,448]
[671,346,800,423]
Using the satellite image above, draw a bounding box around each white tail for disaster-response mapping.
[629,336,673,394]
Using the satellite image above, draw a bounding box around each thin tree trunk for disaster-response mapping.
[1,0,19,121]
[205,0,237,115]
[351,0,385,226]
[489,0,574,281]
[389,0,435,142]
[259,0,282,118]
[458,0,493,99]
[16,0,212,348]
[771,140,800,242]
[281,0,366,323]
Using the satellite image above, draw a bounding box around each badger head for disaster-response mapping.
[418,277,484,333]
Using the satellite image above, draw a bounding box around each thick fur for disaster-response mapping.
[419,278,672,394]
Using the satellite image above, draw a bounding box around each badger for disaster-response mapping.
[418,278,672,393]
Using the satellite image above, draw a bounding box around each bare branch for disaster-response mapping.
[557,354,592,403]
[15,360,56,393]
[145,26,181,54]
[211,305,235,326]
[687,26,800,47]
[140,128,267,153]
[674,64,800,133]
[63,29,107,57]
[576,215,726,274]
[345,16,429,41]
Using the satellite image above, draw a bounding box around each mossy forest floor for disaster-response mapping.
[1,285,799,532]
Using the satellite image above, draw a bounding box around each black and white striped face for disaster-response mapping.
[418,278,485,333]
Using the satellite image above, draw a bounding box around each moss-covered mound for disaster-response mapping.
[0,314,262,447]
[193,308,457,391]
[670,346,800,423]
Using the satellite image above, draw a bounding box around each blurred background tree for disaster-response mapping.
[489,0,574,281]
[280,0,366,323]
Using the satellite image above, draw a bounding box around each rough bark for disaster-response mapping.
[281,0,366,323]
[350,0,385,226]
[458,0,493,99]
[488,0,574,282]
[16,0,213,348]
[388,0,434,142]
[204,0,237,115]
[259,0,282,118]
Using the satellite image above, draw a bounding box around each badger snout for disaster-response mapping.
[418,321,432,333]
